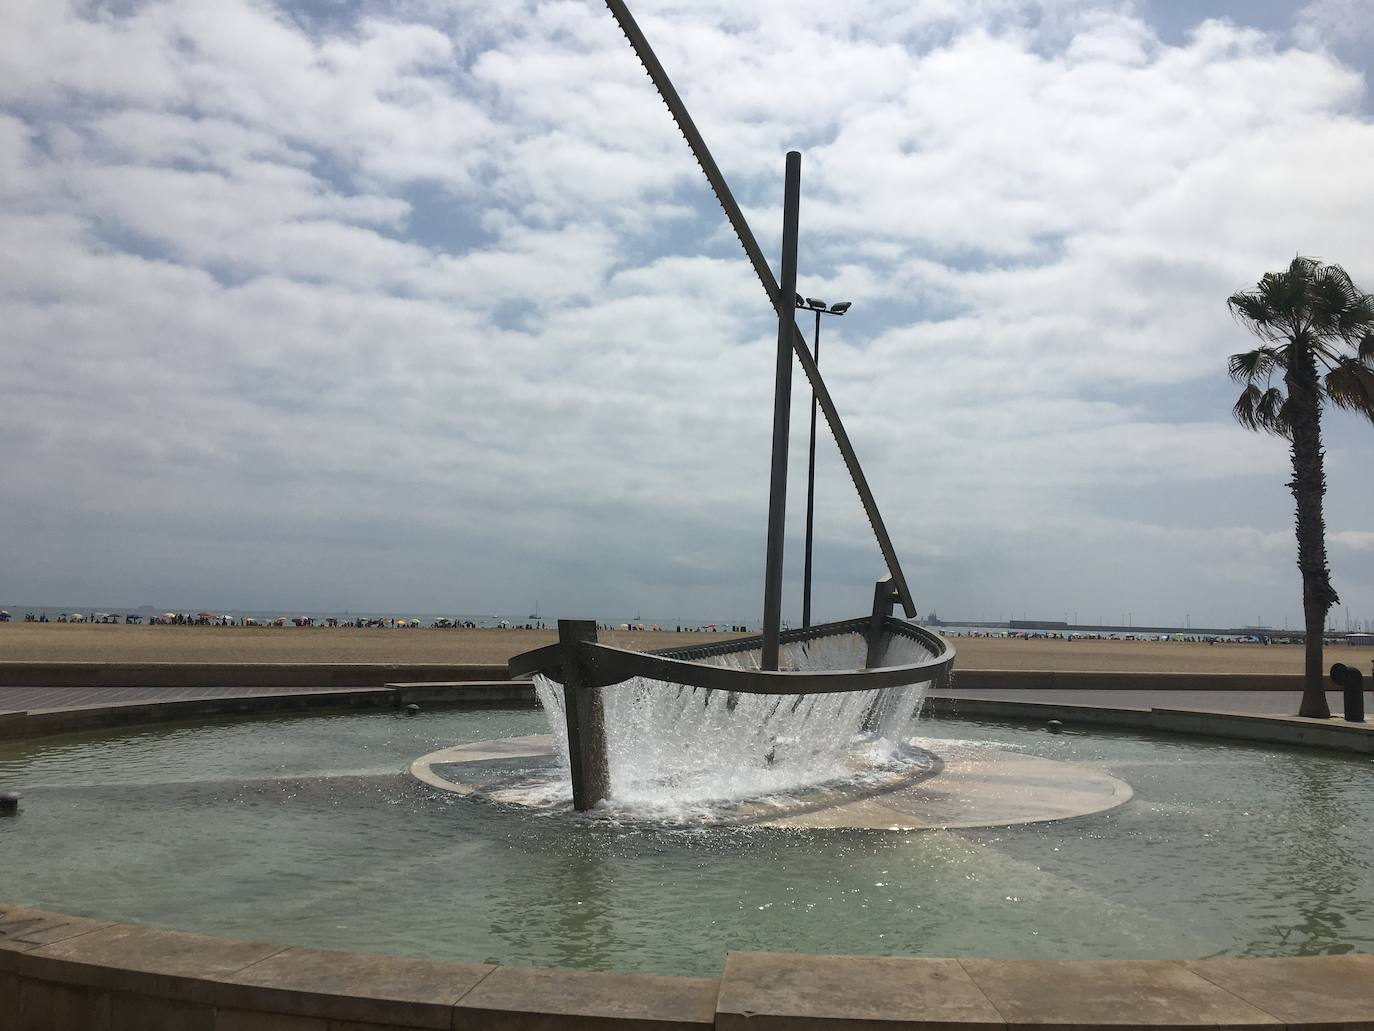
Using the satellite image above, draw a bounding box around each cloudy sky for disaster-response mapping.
[2,0,1372,628]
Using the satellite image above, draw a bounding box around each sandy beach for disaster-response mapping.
[3,622,1371,673]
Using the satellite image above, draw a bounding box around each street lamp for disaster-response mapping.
[794,293,852,628]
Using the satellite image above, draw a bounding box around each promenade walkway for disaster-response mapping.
[0,685,364,712]
[934,686,1328,715]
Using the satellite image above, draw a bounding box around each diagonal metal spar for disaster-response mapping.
[604,0,917,617]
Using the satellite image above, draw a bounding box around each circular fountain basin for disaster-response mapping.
[411,735,1133,830]
[5,706,1374,977]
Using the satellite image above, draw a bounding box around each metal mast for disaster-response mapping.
[604,0,918,620]
[762,153,802,670]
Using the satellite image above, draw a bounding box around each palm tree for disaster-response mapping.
[1228,256,1374,717]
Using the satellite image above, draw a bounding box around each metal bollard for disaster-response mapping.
[1331,663,1366,723]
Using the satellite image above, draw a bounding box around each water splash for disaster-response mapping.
[533,632,935,811]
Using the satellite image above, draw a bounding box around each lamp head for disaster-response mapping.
[805,297,827,311]
[794,293,805,308]
[830,301,852,315]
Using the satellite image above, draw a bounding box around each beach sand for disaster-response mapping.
[2,622,1371,674]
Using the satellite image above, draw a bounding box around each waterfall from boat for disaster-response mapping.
[532,632,936,810]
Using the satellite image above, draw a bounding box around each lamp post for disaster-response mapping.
[796,293,851,629]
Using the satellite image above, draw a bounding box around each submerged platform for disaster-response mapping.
[410,735,1132,831]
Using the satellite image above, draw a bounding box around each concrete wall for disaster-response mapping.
[6,905,1374,1029]
[923,695,1374,754]
[0,682,536,741]
[0,662,511,688]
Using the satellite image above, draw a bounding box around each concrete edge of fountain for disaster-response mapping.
[6,901,1374,1028]
[410,735,1134,830]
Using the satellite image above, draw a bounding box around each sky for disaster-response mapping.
[1,0,1372,629]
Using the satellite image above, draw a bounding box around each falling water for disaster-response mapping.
[533,631,935,812]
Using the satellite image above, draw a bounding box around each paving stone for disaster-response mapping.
[455,963,717,1029]
[0,906,113,966]
[1185,954,1374,1028]
[717,951,1003,1029]
[960,958,1280,1027]
[19,923,283,1002]
[222,945,493,1028]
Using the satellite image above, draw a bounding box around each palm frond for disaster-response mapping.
[1288,255,1322,280]
[1232,383,1262,431]
[1227,347,1282,383]
[1230,258,1374,434]
[1228,290,1283,341]
[1338,293,1374,341]
[1260,266,1307,331]
[1312,294,1374,368]
[1325,358,1374,423]
[1309,262,1359,332]
[1234,384,1291,437]
[1258,386,1292,437]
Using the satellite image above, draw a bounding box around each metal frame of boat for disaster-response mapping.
[511,613,955,697]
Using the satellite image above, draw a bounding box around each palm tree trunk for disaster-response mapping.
[1287,349,1338,719]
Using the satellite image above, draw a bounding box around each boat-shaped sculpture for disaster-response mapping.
[510,0,955,810]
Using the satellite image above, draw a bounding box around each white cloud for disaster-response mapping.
[0,0,1371,626]
[1294,0,1374,50]
[0,114,35,197]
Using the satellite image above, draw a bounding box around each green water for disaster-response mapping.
[2,708,1373,975]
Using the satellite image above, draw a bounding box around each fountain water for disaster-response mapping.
[531,632,937,810]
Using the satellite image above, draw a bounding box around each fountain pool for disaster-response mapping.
[4,705,1374,977]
